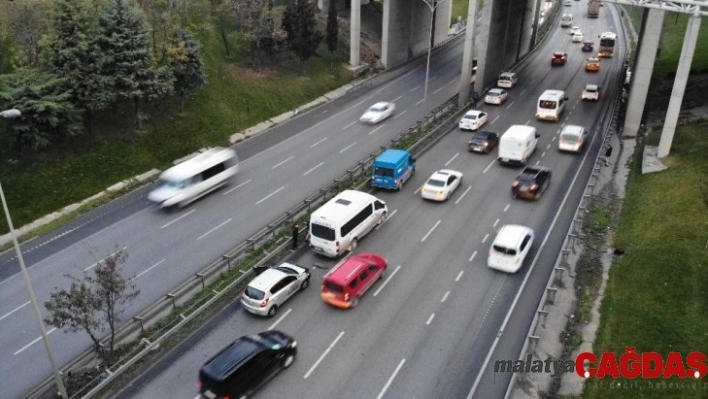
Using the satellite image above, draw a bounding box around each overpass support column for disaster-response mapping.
[623,8,664,138]
[658,9,702,158]
[349,0,361,67]
[458,0,479,107]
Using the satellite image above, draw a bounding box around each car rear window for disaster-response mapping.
[463,114,478,120]
[244,286,265,300]
[427,179,445,187]
[323,281,344,294]
[311,223,335,241]
[375,167,394,177]
[493,245,517,255]
[561,134,579,144]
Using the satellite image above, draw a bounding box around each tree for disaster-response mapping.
[44,247,139,364]
[0,69,83,152]
[0,0,52,68]
[282,0,324,74]
[326,1,339,71]
[164,29,207,110]
[42,0,114,134]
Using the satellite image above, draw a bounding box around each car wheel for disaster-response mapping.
[351,297,359,308]
[283,354,295,368]
[380,267,387,279]
[268,305,278,318]
[377,213,386,226]
[396,181,402,191]
[349,238,358,252]
[300,279,310,290]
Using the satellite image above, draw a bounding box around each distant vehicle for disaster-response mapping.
[497,72,518,88]
[498,125,539,166]
[487,225,535,273]
[511,166,551,200]
[421,170,463,201]
[598,32,617,58]
[468,130,500,154]
[565,0,571,6]
[585,57,601,72]
[558,125,589,153]
[459,110,488,131]
[485,88,509,105]
[572,33,585,43]
[321,252,388,309]
[309,190,387,257]
[198,330,297,399]
[371,149,416,190]
[241,263,311,317]
[360,102,395,124]
[560,13,573,27]
[582,84,601,101]
[536,90,569,122]
[582,41,594,52]
[570,26,581,35]
[588,0,600,18]
[148,147,239,209]
[551,52,568,66]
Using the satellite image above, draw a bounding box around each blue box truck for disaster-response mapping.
[371,149,416,190]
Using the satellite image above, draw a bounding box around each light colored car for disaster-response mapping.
[485,88,509,105]
[421,170,463,201]
[241,263,311,317]
[558,125,588,153]
[459,110,488,131]
[360,102,395,124]
[569,26,581,35]
[564,0,572,6]
[497,72,518,88]
[572,33,584,43]
[582,84,600,100]
[488,225,535,273]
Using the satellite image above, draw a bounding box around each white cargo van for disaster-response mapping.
[148,147,239,208]
[498,125,540,165]
[536,90,568,122]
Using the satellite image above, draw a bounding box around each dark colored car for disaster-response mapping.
[511,166,552,200]
[468,131,499,154]
[582,41,594,52]
[198,330,297,398]
[551,52,568,66]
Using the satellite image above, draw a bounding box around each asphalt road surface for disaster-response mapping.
[113,6,628,399]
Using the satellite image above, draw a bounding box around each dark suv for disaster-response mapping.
[468,131,499,154]
[198,330,297,398]
[511,166,552,200]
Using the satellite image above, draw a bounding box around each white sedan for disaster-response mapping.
[458,110,488,131]
[360,102,395,124]
[421,170,463,201]
[572,33,584,43]
[484,88,509,105]
[569,26,581,35]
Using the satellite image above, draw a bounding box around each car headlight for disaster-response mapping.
[290,340,297,348]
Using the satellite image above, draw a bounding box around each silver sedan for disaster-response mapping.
[360,102,396,124]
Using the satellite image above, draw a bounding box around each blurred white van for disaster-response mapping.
[498,125,539,165]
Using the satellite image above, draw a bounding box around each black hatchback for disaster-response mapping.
[468,131,499,154]
[198,330,297,398]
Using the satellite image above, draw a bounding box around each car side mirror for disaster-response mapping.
[535,133,541,138]
[564,97,569,101]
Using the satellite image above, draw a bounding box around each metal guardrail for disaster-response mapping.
[27,87,473,398]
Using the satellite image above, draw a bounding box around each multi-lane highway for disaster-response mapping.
[110,4,627,399]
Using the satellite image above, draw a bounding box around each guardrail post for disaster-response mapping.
[133,316,144,332]
[222,255,231,270]
[538,310,549,328]
[528,336,540,352]
[195,273,206,289]
[166,293,177,308]
[554,267,565,284]
[546,288,558,305]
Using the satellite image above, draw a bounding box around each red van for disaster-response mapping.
[321,252,388,309]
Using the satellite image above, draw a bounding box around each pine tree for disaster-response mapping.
[43,0,113,134]
[326,1,339,71]
[165,29,208,111]
[282,0,324,75]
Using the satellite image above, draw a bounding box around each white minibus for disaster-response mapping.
[148,147,239,208]
[308,190,387,257]
[535,90,568,122]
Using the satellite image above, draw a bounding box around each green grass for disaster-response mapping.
[582,122,708,399]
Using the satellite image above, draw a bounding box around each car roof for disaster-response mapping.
[553,51,566,56]
[472,130,497,138]
[464,110,483,116]
[247,267,292,291]
[562,125,585,134]
[201,336,265,380]
[431,169,460,179]
[325,256,369,285]
[499,72,516,78]
[494,225,533,248]
[371,102,390,108]
[585,84,598,90]
[488,88,505,94]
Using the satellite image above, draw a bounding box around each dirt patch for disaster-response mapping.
[641,73,708,125]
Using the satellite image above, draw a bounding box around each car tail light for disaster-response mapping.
[344,293,350,301]
[530,184,539,190]
[197,380,202,389]
[260,298,269,308]
[336,241,340,250]
[512,181,519,187]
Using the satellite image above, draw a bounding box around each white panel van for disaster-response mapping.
[498,125,540,165]
[536,90,569,122]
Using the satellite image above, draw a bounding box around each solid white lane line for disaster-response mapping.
[161,209,196,228]
[369,125,385,135]
[14,334,45,355]
[414,184,425,194]
[421,220,441,242]
[393,95,403,102]
[376,359,406,399]
[444,153,459,166]
[456,270,464,282]
[483,159,496,174]
[133,259,166,280]
[441,291,450,303]
[197,219,232,240]
[426,313,436,325]
[394,110,407,119]
[455,186,471,204]
[304,331,345,379]
[481,233,489,243]
[411,85,421,92]
[84,246,127,272]
[268,308,292,331]
[0,301,29,322]
[339,142,357,153]
[491,115,500,124]
[469,250,477,262]
[255,186,285,205]
[272,156,294,169]
[493,219,499,227]
[304,162,325,176]
[223,179,253,195]
[342,121,357,130]
[310,137,328,148]
[373,265,402,297]
[504,204,510,212]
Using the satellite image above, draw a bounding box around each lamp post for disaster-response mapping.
[421,0,449,113]
[1,108,68,399]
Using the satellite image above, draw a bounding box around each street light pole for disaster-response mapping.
[421,0,448,113]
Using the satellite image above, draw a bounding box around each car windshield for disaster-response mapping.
[471,136,487,144]
[244,286,265,300]
[493,245,517,255]
[256,334,284,350]
[370,105,386,112]
[159,179,188,189]
[561,134,579,144]
[311,223,335,241]
[374,167,394,177]
[463,114,478,120]
[427,179,446,187]
[276,266,299,275]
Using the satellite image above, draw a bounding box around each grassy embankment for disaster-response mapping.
[0,6,353,236]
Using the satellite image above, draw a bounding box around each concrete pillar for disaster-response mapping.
[658,10,702,158]
[623,8,664,138]
[458,0,479,107]
[350,0,361,66]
